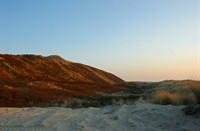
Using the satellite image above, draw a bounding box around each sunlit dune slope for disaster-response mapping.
[0,54,125,107]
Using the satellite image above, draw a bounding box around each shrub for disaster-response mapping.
[190,87,200,104]
[180,93,196,105]
[152,91,181,105]
[152,91,196,105]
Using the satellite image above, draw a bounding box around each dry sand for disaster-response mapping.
[0,104,199,131]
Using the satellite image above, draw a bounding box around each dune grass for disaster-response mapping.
[152,90,197,105]
[152,91,181,105]
[190,86,200,104]
[150,80,200,105]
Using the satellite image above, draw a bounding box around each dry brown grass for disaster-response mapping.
[152,91,181,105]
[151,80,200,105]
[152,91,196,105]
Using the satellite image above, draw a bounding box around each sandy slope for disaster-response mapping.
[0,104,199,131]
[0,54,126,107]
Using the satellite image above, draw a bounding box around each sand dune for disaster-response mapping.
[0,54,125,107]
[0,104,199,131]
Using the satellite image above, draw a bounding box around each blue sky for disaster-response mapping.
[0,0,199,81]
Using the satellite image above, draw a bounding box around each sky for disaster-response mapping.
[0,0,199,81]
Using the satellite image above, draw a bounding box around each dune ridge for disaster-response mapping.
[0,54,125,107]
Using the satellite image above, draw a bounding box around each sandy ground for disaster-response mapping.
[0,104,199,131]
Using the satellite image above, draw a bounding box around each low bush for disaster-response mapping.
[190,87,200,104]
[152,91,196,105]
[152,91,181,105]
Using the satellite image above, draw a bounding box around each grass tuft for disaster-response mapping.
[190,87,200,104]
[152,91,181,105]
[152,90,196,105]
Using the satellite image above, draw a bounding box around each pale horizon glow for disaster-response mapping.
[0,0,199,81]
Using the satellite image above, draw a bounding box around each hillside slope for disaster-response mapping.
[0,54,125,107]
